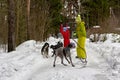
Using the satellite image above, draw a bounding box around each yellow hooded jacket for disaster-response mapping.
[76,15,87,59]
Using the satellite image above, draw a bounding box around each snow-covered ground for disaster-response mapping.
[0,34,120,80]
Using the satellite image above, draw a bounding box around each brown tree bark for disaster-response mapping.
[27,0,30,40]
[7,0,15,52]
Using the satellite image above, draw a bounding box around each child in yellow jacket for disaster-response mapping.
[75,15,87,63]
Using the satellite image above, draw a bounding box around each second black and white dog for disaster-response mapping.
[41,42,49,58]
[52,43,75,67]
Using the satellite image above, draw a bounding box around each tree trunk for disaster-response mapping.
[27,0,30,40]
[7,0,15,52]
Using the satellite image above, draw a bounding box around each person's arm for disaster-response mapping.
[80,22,86,37]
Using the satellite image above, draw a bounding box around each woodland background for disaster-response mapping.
[0,0,120,52]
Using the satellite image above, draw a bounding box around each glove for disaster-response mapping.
[63,27,67,32]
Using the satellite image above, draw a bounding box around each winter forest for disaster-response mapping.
[0,0,120,80]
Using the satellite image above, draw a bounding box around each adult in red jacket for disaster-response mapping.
[60,23,70,47]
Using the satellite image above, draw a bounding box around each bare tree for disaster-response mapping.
[30,0,50,41]
[7,0,15,52]
[27,0,30,40]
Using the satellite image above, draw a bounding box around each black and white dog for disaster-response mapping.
[41,42,49,58]
[50,41,63,57]
[52,43,75,67]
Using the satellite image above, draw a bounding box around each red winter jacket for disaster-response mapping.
[60,24,70,47]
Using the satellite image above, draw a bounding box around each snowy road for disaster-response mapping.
[1,38,120,80]
[25,42,111,80]
[21,41,111,80]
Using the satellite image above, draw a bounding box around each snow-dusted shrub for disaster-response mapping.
[111,34,120,43]
[89,33,120,43]
[99,34,107,42]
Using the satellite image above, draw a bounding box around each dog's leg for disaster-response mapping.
[69,55,75,67]
[51,53,54,57]
[64,56,70,64]
[43,51,48,58]
[41,51,43,55]
[46,51,49,58]
[41,51,45,58]
[45,48,49,58]
[63,50,70,64]
[53,55,57,67]
[61,56,67,66]
[51,50,55,57]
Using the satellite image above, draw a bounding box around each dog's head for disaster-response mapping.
[50,45,56,49]
[67,42,75,48]
[67,44,73,48]
[57,41,63,47]
[70,42,75,48]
